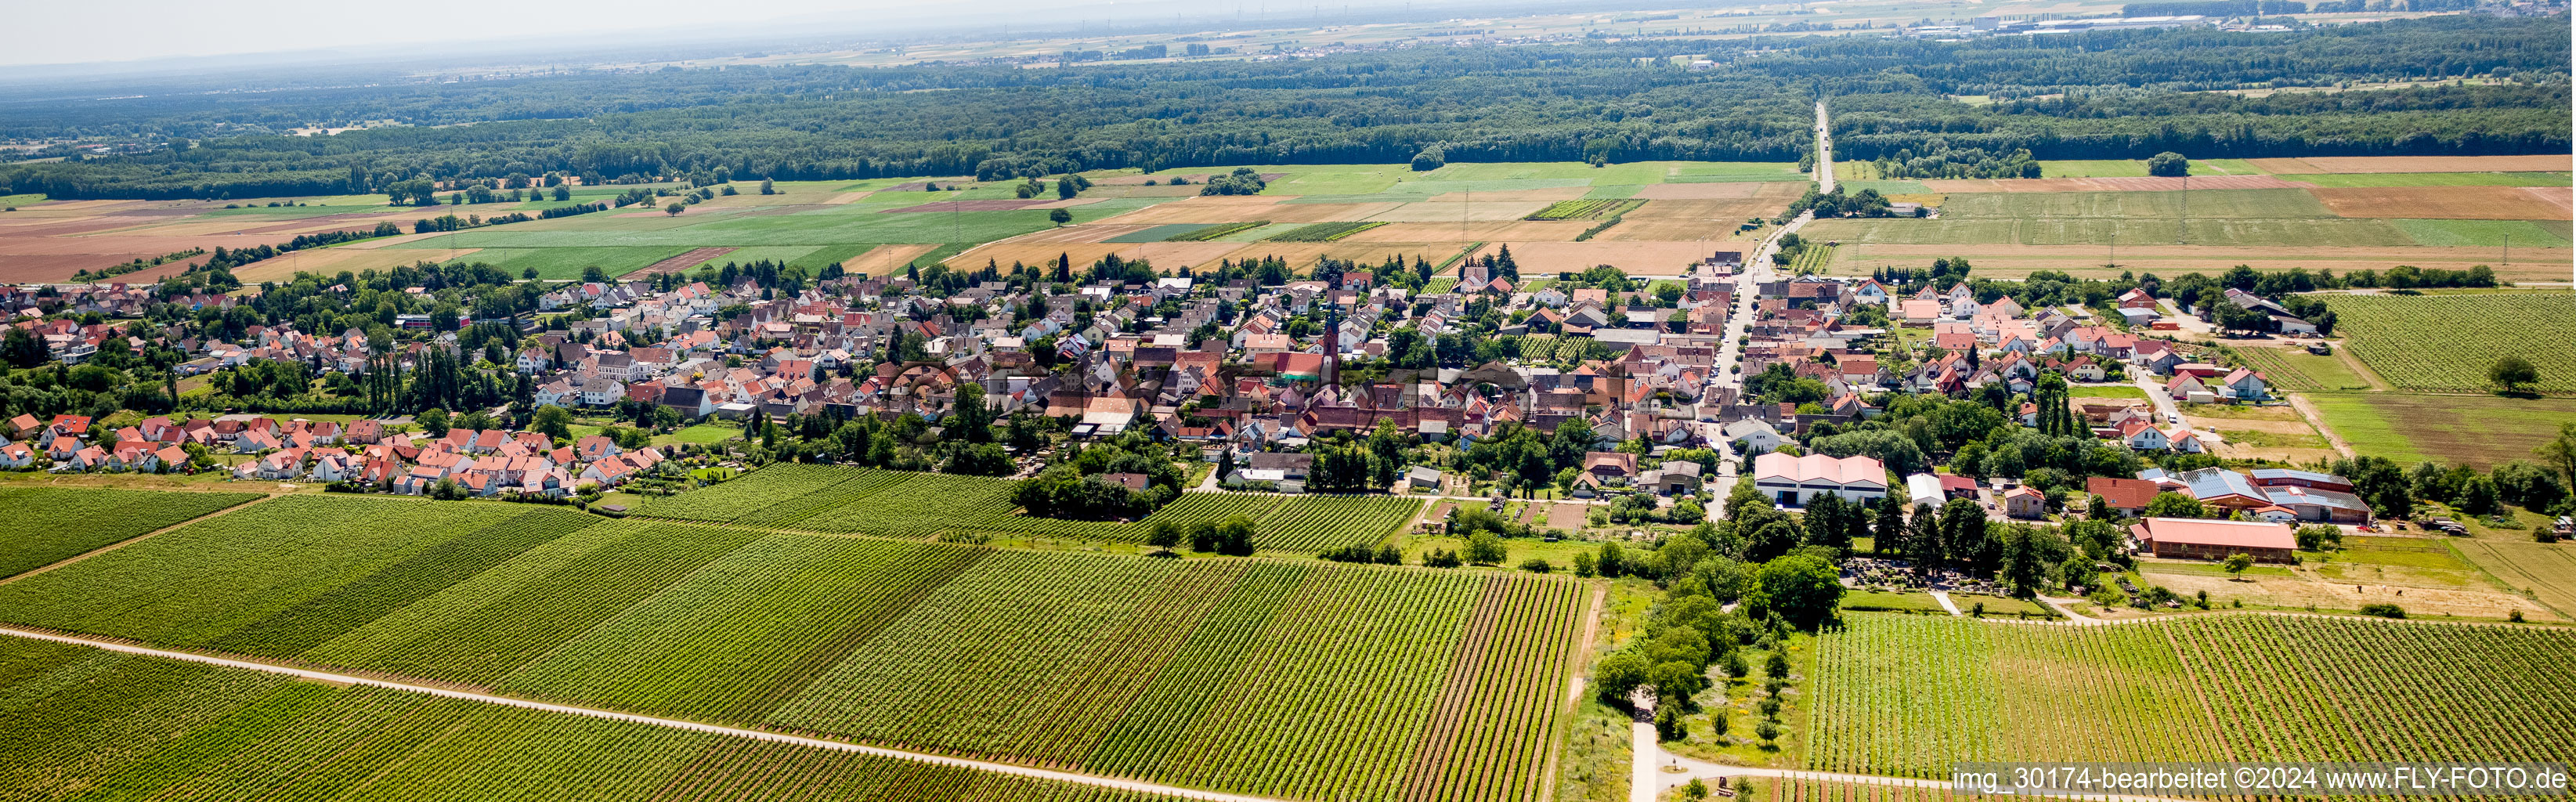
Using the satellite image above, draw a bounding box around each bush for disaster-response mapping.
[1518,558,1553,573]
[2359,602,2407,619]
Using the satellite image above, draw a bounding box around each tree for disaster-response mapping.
[1465,531,1508,565]
[759,178,776,195]
[1751,553,1844,630]
[2,327,49,368]
[2221,552,2255,580]
[417,407,451,437]
[1595,650,1649,704]
[663,201,685,216]
[1048,208,1072,226]
[2490,356,2540,393]
[2147,152,2190,177]
[2143,491,2209,519]
[530,406,573,443]
[1146,518,1183,551]
[2536,423,2576,491]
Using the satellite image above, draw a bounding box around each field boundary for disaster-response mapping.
[0,491,270,586]
[0,624,1293,802]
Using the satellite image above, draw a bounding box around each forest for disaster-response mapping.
[0,13,2563,200]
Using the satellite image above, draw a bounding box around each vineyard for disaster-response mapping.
[1513,334,1623,365]
[1165,220,1270,240]
[1263,220,1389,242]
[0,487,262,579]
[2317,291,2576,393]
[636,464,1418,551]
[0,494,1584,802]
[1805,613,2576,779]
[0,638,1196,802]
[1524,199,1644,222]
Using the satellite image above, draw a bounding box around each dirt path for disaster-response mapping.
[0,494,269,586]
[0,626,1295,802]
[2285,393,2357,458]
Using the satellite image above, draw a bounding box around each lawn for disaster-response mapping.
[666,424,739,445]
[2067,384,2147,400]
[2307,392,2576,468]
[2317,291,2576,394]
[1836,590,1950,614]
[2237,348,2375,392]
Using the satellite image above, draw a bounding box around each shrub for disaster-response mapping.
[2359,602,2407,619]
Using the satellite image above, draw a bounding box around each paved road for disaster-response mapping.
[0,626,1296,802]
[1706,213,1799,502]
[1814,99,1834,194]
[1929,590,1963,616]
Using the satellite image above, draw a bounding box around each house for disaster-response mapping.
[1581,451,1638,483]
[2218,368,2270,403]
[2002,486,2045,518]
[0,441,34,468]
[2086,476,2160,517]
[1750,452,1887,506]
[1722,419,1784,453]
[2130,517,2296,562]
[1642,460,1703,495]
[1406,465,1444,490]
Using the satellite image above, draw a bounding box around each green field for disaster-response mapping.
[2318,291,2576,393]
[1805,613,2576,779]
[0,487,263,579]
[0,638,1189,802]
[2307,392,2576,468]
[1105,223,1219,242]
[636,464,1422,551]
[2034,159,2152,178]
[1804,189,2417,247]
[2282,172,2573,187]
[0,493,1577,802]
[2237,349,2375,392]
[416,245,697,279]
[2389,219,2574,247]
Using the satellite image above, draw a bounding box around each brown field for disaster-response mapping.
[2310,185,2573,220]
[1338,220,1591,242]
[1631,181,1803,200]
[2139,561,2542,620]
[822,190,874,204]
[1095,197,1404,225]
[2247,154,2574,174]
[1218,241,1461,272]
[1606,199,1783,240]
[1823,243,2572,283]
[1027,197,1108,210]
[0,231,323,280]
[1462,240,1725,276]
[1545,503,1588,530]
[230,247,476,283]
[633,247,738,276]
[1368,200,1551,222]
[2195,405,2338,464]
[1422,186,1588,203]
[1923,175,2307,193]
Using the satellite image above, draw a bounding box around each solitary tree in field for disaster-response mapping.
[665,202,684,217]
[2147,152,2190,177]
[2222,552,2255,580]
[1048,208,1073,226]
[759,178,776,195]
[2490,355,2540,394]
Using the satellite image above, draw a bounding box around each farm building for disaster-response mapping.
[1751,452,1887,506]
[2086,476,2160,517]
[2131,517,2297,562]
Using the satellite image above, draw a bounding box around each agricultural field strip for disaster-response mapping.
[0,624,1284,802]
[0,487,268,581]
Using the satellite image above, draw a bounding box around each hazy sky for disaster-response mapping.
[2,0,1116,67]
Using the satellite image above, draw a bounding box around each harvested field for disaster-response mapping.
[2310,185,2572,220]
[1337,220,1591,242]
[1461,240,1724,276]
[1631,180,1807,200]
[1606,198,1789,240]
[883,198,1060,213]
[822,190,874,204]
[0,232,304,280]
[2247,154,2574,174]
[1920,175,2306,192]
[634,247,738,276]
[1367,200,1551,222]
[1095,197,1404,225]
[840,244,941,273]
[1822,242,2572,283]
[1217,241,1458,271]
[954,242,1135,270]
[1420,186,1588,203]
[231,247,479,282]
[1114,241,1246,268]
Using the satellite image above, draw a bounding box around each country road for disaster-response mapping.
[1813,99,1834,193]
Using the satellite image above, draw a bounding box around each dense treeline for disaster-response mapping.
[1,14,2562,200]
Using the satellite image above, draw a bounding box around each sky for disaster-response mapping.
[0,0,1187,67]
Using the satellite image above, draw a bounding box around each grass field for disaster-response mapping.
[0,487,263,579]
[2318,291,2576,394]
[2238,348,2375,392]
[638,464,1421,551]
[0,638,1194,802]
[0,493,1581,802]
[2307,392,2576,468]
[2386,218,2572,247]
[2451,540,2576,619]
[1805,613,2576,779]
